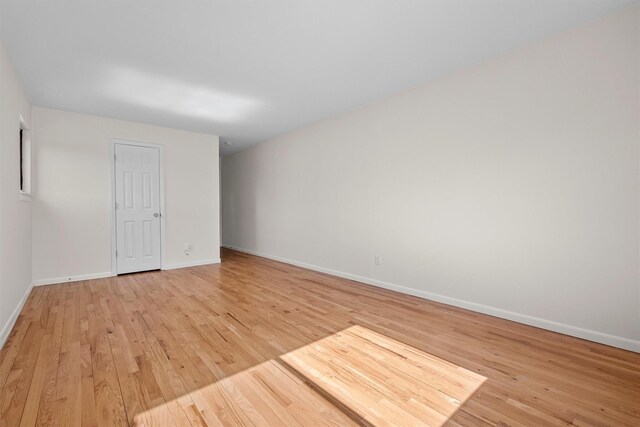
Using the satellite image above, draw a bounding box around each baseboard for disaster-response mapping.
[163,258,221,270]
[0,282,34,348]
[32,259,222,286]
[223,245,640,353]
[33,271,114,286]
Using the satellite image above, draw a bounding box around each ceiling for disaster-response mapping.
[0,0,633,155]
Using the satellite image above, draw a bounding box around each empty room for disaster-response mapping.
[0,0,639,426]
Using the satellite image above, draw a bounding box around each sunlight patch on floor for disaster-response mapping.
[280,325,487,426]
[132,325,486,426]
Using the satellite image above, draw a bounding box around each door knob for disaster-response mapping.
[154,213,159,218]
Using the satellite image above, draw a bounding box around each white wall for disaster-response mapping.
[32,107,220,284]
[0,39,32,344]
[222,7,640,351]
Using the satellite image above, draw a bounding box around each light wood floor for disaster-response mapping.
[1,249,639,426]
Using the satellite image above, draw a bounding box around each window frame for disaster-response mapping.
[19,115,32,202]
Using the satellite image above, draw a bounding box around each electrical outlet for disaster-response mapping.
[375,255,381,266]
[184,243,193,255]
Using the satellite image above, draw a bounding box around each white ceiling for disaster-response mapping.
[0,0,634,155]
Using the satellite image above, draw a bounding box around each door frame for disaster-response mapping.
[109,138,166,275]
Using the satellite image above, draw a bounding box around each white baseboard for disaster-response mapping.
[0,282,34,348]
[33,271,114,287]
[163,258,221,270]
[223,245,640,353]
[32,259,222,287]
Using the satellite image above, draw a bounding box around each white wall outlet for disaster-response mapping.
[184,244,193,255]
[375,255,381,266]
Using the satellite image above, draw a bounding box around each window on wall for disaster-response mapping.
[19,128,24,191]
[19,117,31,200]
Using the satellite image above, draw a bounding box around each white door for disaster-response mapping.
[114,143,162,274]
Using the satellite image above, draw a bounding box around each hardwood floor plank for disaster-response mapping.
[0,314,32,391]
[86,282,128,427]
[20,334,53,427]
